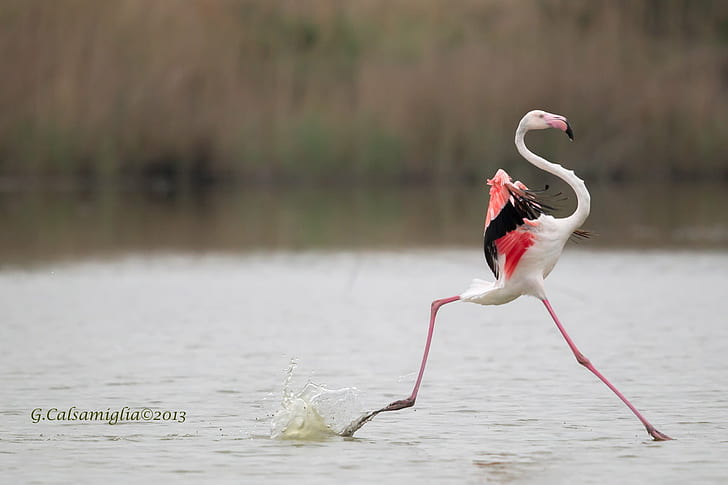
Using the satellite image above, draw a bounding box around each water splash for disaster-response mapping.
[270,360,368,439]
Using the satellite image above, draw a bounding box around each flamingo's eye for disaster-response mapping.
[539,114,544,118]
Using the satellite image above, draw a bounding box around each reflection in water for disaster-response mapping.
[0,182,726,264]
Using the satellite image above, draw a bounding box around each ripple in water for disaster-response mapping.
[270,361,367,439]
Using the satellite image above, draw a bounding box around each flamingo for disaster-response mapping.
[344,110,671,440]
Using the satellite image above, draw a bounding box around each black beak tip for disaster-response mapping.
[565,124,574,141]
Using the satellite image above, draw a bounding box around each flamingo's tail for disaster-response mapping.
[460,279,519,306]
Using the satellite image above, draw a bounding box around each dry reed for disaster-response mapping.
[0,0,727,186]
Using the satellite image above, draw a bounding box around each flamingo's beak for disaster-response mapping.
[565,122,574,141]
[544,113,574,141]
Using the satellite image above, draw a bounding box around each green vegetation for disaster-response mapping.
[1,0,727,187]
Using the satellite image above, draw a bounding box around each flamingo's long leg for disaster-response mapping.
[382,295,461,411]
[340,295,460,436]
[542,299,672,441]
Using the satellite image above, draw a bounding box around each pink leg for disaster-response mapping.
[542,299,672,441]
[381,295,460,411]
[340,295,460,435]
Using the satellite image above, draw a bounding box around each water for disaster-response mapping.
[2,249,728,483]
[270,362,367,439]
[2,182,727,265]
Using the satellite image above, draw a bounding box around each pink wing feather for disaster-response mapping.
[483,169,544,280]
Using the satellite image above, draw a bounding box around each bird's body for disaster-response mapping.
[348,110,671,441]
[461,226,562,304]
[462,172,567,304]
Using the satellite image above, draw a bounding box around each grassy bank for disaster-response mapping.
[1,0,727,187]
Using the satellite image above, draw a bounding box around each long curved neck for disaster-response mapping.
[515,125,590,231]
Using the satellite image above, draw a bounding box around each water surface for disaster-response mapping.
[2,250,727,483]
[2,183,727,266]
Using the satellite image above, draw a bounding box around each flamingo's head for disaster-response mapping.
[520,110,574,141]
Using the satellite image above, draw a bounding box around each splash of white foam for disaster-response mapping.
[270,361,367,439]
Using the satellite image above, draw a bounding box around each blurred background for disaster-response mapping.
[2,0,727,263]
